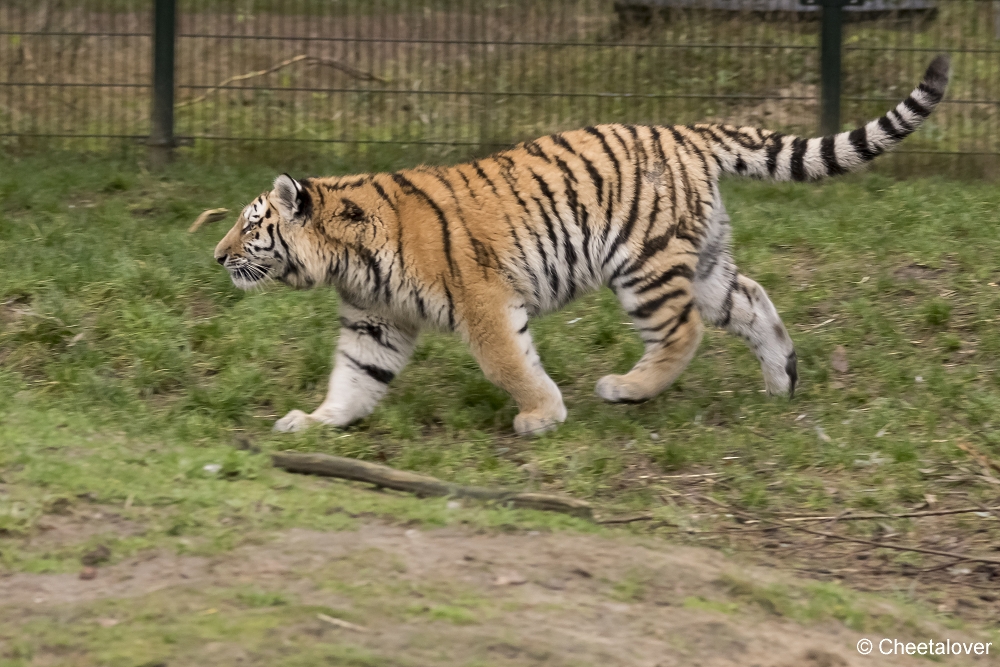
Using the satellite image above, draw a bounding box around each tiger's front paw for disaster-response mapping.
[513,413,559,437]
[273,409,314,433]
[762,350,798,399]
[513,404,566,437]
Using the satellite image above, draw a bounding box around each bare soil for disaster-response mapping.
[2,521,992,666]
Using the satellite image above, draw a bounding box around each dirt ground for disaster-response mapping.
[2,521,994,667]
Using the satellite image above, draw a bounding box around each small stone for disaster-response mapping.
[830,345,849,374]
[650,433,660,441]
[79,566,98,580]
[203,463,222,474]
[96,618,119,628]
[446,500,461,510]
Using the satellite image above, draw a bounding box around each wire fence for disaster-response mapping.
[1,0,999,175]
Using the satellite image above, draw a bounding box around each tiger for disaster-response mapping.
[214,55,950,437]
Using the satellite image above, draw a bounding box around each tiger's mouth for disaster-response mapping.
[224,259,272,290]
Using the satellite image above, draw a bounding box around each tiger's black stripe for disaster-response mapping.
[343,352,396,385]
[390,172,459,279]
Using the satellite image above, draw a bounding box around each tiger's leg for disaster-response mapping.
[597,276,704,403]
[464,302,566,437]
[273,304,418,433]
[693,201,797,397]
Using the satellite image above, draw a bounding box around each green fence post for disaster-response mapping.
[801,0,863,136]
[149,0,176,169]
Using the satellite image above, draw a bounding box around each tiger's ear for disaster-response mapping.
[272,174,312,223]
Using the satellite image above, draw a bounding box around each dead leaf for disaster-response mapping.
[96,618,119,628]
[494,571,527,586]
[188,208,229,233]
[830,345,849,374]
[79,566,98,580]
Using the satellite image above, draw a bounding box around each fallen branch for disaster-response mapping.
[176,54,386,109]
[272,451,592,519]
[188,208,229,233]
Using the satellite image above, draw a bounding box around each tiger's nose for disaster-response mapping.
[216,253,228,266]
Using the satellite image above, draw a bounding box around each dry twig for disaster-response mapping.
[176,54,386,109]
[956,441,1000,475]
[785,523,1000,565]
[778,506,1000,522]
[596,513,655,525]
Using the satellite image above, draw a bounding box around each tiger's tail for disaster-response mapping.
[701,54,950,182]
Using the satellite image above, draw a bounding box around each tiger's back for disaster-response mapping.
[215,55,950,436]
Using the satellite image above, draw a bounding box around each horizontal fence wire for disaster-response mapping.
[1,0,998,172]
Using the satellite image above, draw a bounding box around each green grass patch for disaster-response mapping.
[2,152,1000,571]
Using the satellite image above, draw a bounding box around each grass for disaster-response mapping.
[2,151,1000,562]
[2,150,1000,663]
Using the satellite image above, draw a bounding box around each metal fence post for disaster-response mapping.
[801,0,863,136]
[149,0,176,168]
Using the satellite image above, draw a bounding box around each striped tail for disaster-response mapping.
[700,54,950,182]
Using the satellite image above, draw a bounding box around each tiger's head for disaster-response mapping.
[214,173,394,294]
[213,174,314,290]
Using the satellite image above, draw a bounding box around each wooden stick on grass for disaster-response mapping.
[272,451,593,519]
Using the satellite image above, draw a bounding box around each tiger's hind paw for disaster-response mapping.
[273,409,314,433]
[595,375,650,404]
